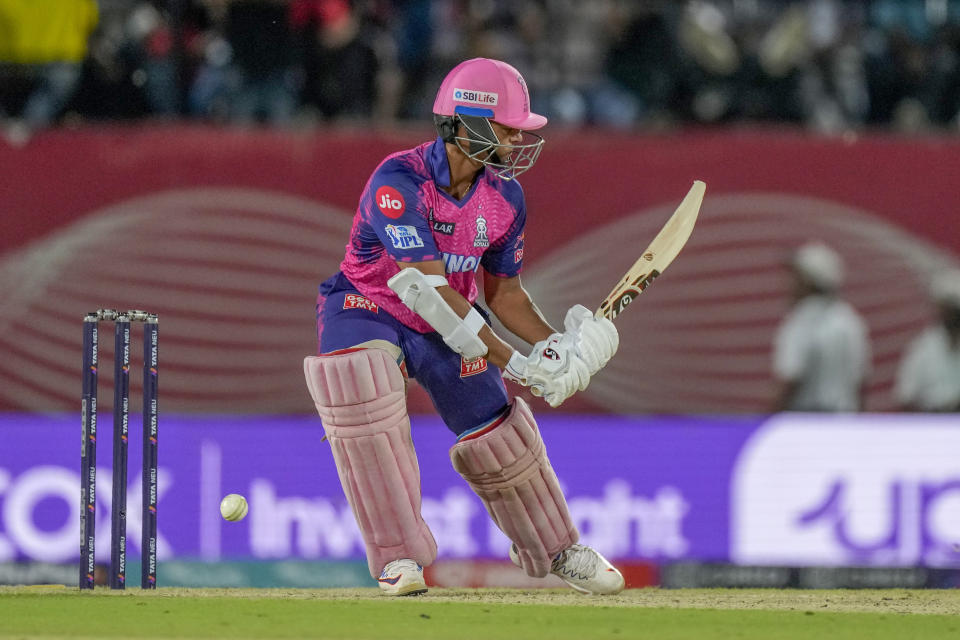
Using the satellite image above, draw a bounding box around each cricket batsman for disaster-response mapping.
[304,58,624,596]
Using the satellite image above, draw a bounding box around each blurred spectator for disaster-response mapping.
[894,269,960,412]
[772,242,872,412]
[190,0,299,124]
[605,5,684,125]
[292,0,380,121]
[388,0,433,120]
[122,2,185,117]
[0,0,99,143]
[227,0,298,124]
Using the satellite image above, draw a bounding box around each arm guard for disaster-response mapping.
[387,267,488,360]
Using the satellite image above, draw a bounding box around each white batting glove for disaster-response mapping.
[503,334,591,408]
[562,304,619,376]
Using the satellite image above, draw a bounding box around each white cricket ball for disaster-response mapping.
[219,493,248,522]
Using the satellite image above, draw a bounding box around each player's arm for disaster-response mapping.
[388,261,589,407]
[388,260,517,369]
[485,270,619,379]
[482,272,555,346]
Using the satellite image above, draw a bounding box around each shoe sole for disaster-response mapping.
[560,580,624,596]
[378,580,428,596]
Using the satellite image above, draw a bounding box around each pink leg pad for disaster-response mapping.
[449,397,578,577]
[304,350,437,578]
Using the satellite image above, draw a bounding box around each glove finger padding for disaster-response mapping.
[563,304,593,333]
[543,352,591,407]
[575,325,605,374]
[542,354,591,408]
[577,317,619,375]
[561,304,619,376]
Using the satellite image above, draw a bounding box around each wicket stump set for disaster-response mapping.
[81,309,158,590]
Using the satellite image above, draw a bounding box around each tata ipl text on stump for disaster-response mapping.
[80,309,158,589]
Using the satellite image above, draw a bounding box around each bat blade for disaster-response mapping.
[596,180,705,321]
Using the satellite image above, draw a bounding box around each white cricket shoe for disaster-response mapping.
[510,543,625,595]
[377,559,428,596]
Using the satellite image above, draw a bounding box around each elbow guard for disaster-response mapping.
[387,268,489,360]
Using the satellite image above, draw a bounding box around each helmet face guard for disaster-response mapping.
[451,112,543,181]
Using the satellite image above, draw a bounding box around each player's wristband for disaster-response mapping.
[502,350,528,385]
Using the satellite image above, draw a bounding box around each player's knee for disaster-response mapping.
[304,349,407,428]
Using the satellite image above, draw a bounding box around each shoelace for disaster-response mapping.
[551,544,599,581]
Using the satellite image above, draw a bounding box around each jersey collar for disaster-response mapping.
[427,137,452,189]
[428,136,489,206]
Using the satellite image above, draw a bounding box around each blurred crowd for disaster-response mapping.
[773,243,960,414]
[2,0,960,140]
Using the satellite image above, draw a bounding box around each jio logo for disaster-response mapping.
[375,186,405,219]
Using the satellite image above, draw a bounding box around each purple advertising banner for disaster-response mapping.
[0,413,756,566]
[2,413,959,568]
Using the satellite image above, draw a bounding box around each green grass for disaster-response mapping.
[0,588,958,640]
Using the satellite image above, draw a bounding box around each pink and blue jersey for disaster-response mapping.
[340,137,527,333]
[317,137,529,435]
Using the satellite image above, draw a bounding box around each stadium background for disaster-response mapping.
[1,0,959,589]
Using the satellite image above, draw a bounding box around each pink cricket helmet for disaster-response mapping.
[433,58,547,130]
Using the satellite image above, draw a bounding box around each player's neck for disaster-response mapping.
[443,143,483,200]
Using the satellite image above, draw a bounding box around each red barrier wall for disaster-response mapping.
[4,125,960,257]
[1,125,958,414]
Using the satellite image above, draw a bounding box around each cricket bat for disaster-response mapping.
[595,180,705,321]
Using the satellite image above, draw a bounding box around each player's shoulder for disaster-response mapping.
[364,144,433,216]
[370,143,432,190]
[833,298,867,323]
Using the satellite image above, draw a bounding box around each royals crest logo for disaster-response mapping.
[474,215,489,248]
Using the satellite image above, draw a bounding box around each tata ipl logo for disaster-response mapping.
[731,415,960,567]
[385,225,424,250]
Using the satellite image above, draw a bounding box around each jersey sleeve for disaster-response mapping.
[481,195,526,278]
[363,163,440,263]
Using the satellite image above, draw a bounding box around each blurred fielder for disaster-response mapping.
[772,242,871,412]
[894,268,960,412]
[303,58,623,596]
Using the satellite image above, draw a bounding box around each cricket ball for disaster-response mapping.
[220,493,248,522]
